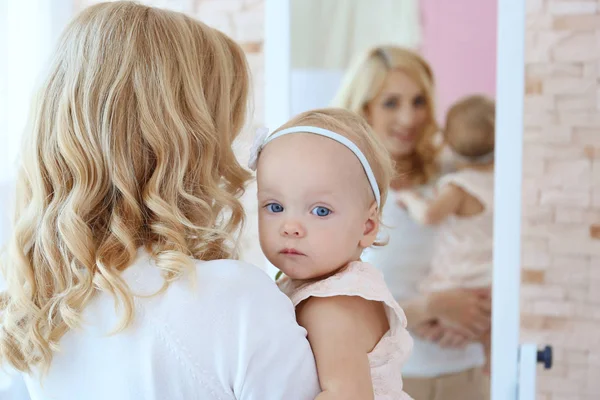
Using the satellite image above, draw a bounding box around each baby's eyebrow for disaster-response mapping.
[304,188,336,197]
[257,191,285,203]
[306,194,340,205]
[257,187,279,196]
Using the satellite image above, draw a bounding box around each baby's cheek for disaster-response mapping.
[314,233,345,257]
[258,224,277,250]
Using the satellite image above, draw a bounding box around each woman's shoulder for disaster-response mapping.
[195,259,275,289]
[77,257,316,399]
[127,255,291,323]
[133,256,299,351]
[178,258,290,313]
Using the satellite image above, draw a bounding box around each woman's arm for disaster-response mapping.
[238,321,321,400]
[396,293,433,329]
[296,296,389,400]
[412,320,473,348]
[399,287,491,338]
[396,184,466,225]
[0,367,30,400]
[229,266,321,400]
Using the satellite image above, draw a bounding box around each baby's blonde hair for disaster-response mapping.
[445,95,496,158]
[332,46,440,184]
[271,108,393,234]
[0,2,251,373]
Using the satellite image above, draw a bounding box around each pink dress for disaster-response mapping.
[421,169,494,293]
[278,261,414,400]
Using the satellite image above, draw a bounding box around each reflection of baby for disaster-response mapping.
[397,95,495,372]
[249,108,414,399]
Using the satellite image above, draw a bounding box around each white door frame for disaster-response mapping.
[264,1,527,398]
[491,0,526,398]
[264,0,292,130]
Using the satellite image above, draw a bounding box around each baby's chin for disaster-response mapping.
[277,265,320,281]
[271,258,327,281]
[279,262,343,281]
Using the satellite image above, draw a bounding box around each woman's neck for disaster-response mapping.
[457,161,494,172]
[391,154,424,190]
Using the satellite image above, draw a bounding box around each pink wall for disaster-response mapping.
[420,0,497,123]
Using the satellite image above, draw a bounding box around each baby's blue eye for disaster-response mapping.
[266,203,284,213]
[311,206,331,217]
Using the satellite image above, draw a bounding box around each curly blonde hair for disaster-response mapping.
[332,46,440,184]
[0,2,251,373]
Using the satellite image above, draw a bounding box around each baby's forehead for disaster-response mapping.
[259,163,359,193]
[258,137,372,202]
[259,176,368,206]
[261,134,359,168]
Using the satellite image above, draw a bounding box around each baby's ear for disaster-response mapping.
[359,201,379,248]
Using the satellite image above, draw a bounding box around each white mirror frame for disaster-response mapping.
[264,1,526,399]
[491,1,525,399]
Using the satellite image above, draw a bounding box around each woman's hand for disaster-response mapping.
[395,190,417,209]
[437,327,471,348]
[413,320,471,348]
[425,287,491,339]
[412,320,445,342]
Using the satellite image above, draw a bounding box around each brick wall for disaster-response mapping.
[522,0,600,398]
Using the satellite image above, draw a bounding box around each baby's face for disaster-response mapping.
[257,133,376,280]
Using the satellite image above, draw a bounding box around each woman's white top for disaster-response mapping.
[13,251,319,400]
[363,185,485,378]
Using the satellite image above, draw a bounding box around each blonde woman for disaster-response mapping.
[0,3,319,399]
[333,46,491,400]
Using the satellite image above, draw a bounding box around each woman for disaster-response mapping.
[0,3,319,399]
[333,46,491,400]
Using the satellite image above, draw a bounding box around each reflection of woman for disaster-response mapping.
[333,46,491,400]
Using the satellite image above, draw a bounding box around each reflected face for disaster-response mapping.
[365,69,429,158]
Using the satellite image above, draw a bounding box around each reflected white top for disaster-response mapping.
[363,185,485,378]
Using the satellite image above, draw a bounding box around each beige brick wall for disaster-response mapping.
[522,0,600,398]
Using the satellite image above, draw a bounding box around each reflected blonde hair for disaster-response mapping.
[332,46,439,184]
[269,108,393,243]
[0,2,251,373]
[445,95,495,158]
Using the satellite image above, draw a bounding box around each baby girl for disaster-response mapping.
[249,108,413,399]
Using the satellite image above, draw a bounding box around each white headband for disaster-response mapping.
[248,125,381,207]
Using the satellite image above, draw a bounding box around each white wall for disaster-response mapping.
[2,0,73,183]
[290,69,344,116]
[0,2,73,398]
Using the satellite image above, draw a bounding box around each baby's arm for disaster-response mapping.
[296,295,389,400]
[396,183,466,225]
